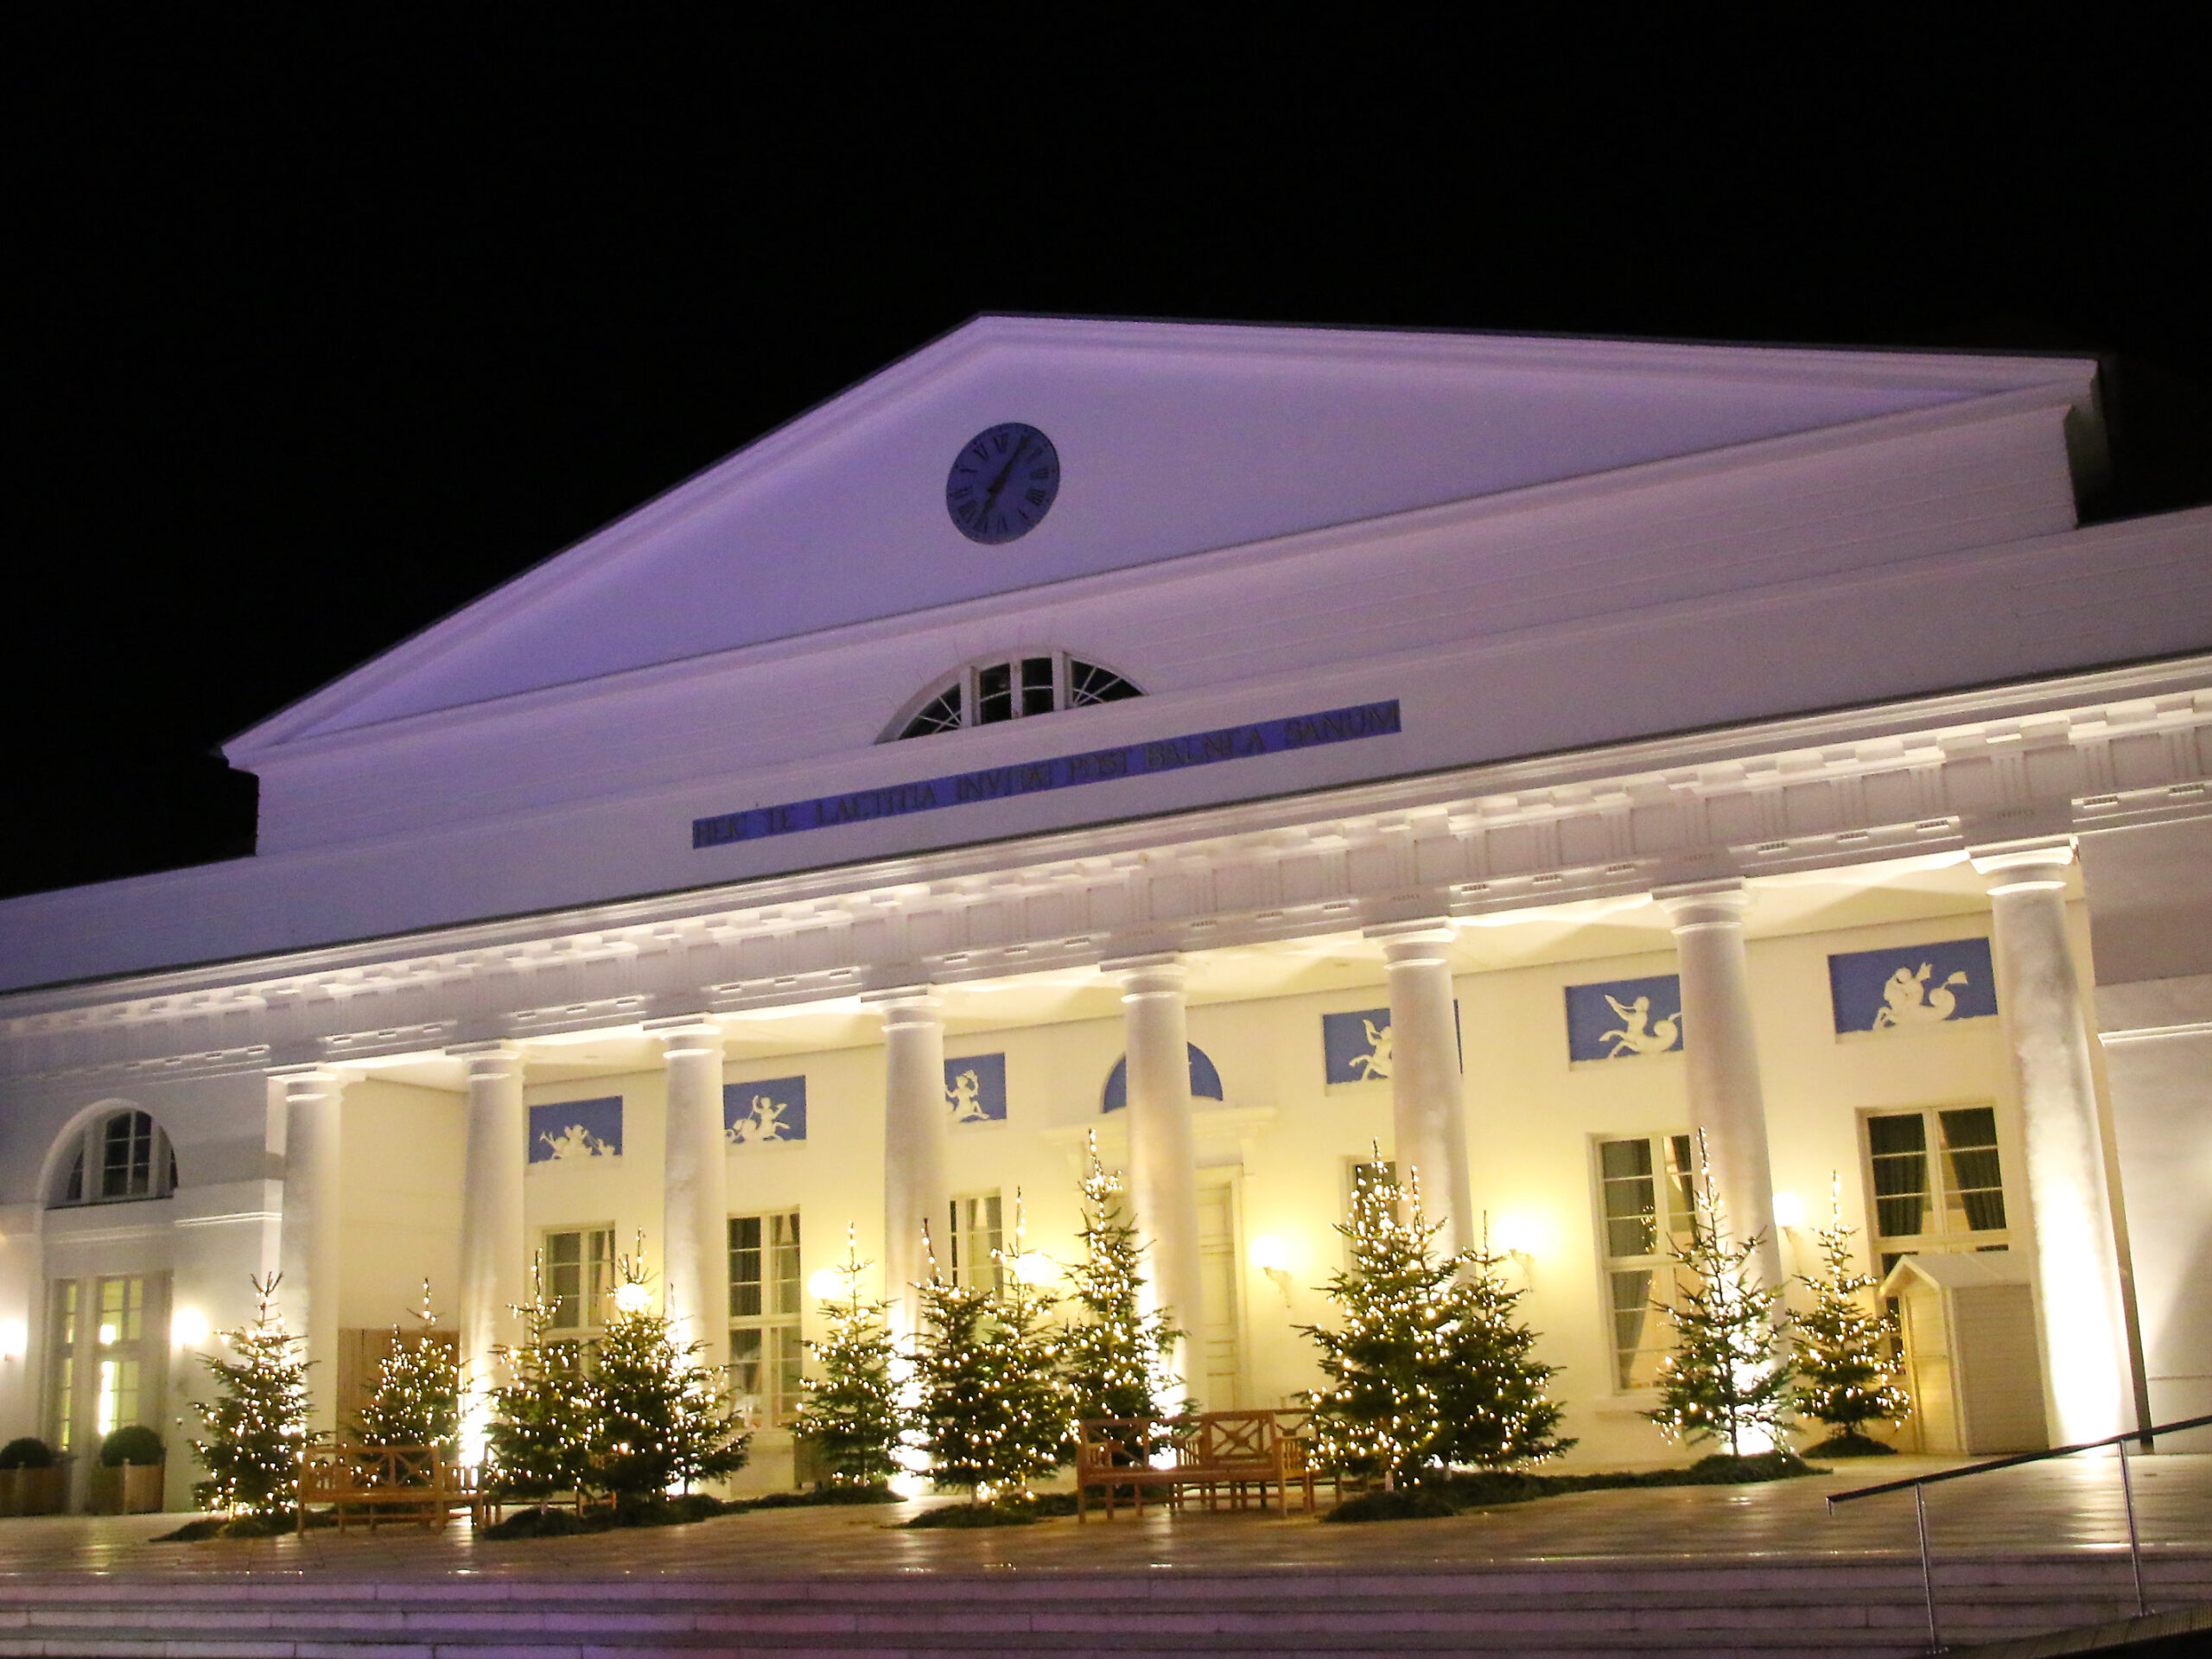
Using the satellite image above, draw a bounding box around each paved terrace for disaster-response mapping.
[2,1456,2204,1581]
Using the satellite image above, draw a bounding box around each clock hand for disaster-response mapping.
[983,435,1031,504]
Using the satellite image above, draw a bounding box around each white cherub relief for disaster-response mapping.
[1872,963,1968,1028]
[537,1124,615,1161]
[1600,994,1682,1058]
[727,1094,791,1144]
[946,1067,989,1122]
[1347,1018,1393,1080]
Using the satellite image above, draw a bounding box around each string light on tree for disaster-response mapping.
[1058,1132,1183,1447]
[188,1273,310,1521]
[791,1224,904,1489]
[354,1279,460,1459]
[1792,1174,1912,1454]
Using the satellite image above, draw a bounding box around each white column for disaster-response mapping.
[1974,840,2133,1443]
[868,987,949,1345]
[1111,953,1203,1409]
[1656,879,1783,1294]
[1370,920,1472,1257]
[273,1065,346,1439]
[651,1016,729,1371]
[452,1039,526,1460]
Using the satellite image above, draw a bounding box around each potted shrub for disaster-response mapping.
[90,1426,167,1514]
[0,1438,66,1516]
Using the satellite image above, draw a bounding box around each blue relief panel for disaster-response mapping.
[1565,976,1684,1063]
[1102,1044,1224,1114]
[529,1096,623,1164]
[1829,938,1998,1035]
[1323,1008,1395,1084]
[724,1077,807,1145]
[944,1052,1007,1124]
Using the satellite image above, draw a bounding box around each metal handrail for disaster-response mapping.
[1826,1412,2212,1654]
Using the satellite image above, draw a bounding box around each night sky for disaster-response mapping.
[10,19,2206,901]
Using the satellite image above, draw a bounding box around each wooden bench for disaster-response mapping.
[1076,1408,1324,1520]
[298,1444,470,1534]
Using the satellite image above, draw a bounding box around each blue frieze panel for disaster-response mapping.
[1829,937,1998,1035]
[1323,1008,1395,1084]
[529,1096,623,1164]
[944,1052,1007,1124]
[1102,1044,1224,1114]
[1565,976,1684,1063]
[724,1077,807,1145]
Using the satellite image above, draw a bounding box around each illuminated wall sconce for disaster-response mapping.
[0,1318,25,1362]
[1249,1235,1295,1305]
[805,1268,846,1304]
[1771,1191,1808,1231]
[1487,1212,1551,1287]
[168,1306,210,1351]
[612,1282,653,1315]
[1007,1251,1058,1287]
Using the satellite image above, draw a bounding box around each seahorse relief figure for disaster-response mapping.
[946,1067,988,1122]
[728,1094,790,1144]
[1348,1018,1393,1080]
[1600,993,1681,1058]
[538,1123,614,1161]
[1872,963,1968,1028]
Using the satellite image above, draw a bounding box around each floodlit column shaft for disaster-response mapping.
[275,1066,345,1438]
[454,1040,526,1455]
[1658,880,1783,1294]
[1375,922,1472,1257]
[1116,955,1202,1406]
[1976,842,2133,1443]
[654,1019,729,1370]
[873,988,949,1344]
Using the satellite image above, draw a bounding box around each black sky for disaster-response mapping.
[7,18,2207,900]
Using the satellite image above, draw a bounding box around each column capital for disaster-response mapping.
[1104,952,1185,995]
[1365,917,1458,963]
[643,1014,725,1057]
[1971,835,2076,892]
[1654,877,1753,930]
[862,984,942,1022]
[446,1039,523,1079]
[269,1064,346,1098]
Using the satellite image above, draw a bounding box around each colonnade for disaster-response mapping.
[277,843,2139,1461]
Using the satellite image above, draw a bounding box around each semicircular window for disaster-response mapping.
[1101,1045,1224,1114]
[887,652,1141,742]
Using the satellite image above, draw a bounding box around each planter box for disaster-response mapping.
[88,1461,166,1515]
[0,1466,68,1516]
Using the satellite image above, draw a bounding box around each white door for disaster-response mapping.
[1195,1179,1243,1411]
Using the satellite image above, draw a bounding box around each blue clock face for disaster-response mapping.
[946,423,1060,544]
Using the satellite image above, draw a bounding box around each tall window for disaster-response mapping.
[52,1109,178,1206]
[1594,1133,1696,1391]
[1864,1105,2011,1276]
[890,653,1141,741]
[729,1211,802,1426]
[947,1192,1002,1292]
[545,1227,616,1340]
[47,1282,79,1455]
[48,1274,164,1457]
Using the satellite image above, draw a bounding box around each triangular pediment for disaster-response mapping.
[230,316,2097,755]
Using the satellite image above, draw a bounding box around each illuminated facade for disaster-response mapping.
[3,318,2208,1503]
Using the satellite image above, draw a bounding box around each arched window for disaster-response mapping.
[887,652,1141,741]
[51,1109,178,1207]
[1100,1045,1225,1115]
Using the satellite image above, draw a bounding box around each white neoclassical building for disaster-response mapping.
[3,317,2209,1504]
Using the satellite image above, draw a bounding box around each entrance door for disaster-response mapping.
[46,1274,168,1478]
[1194,1179,1244,1411]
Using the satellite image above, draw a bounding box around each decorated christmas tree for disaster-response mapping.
[1057,1135,1181,1435]
[484,1254,594,1501]
[791,1224,904,1488]
[1303,1156,1569,1488]
[1792,1179,1911,1453]
[1430,1232,1573,1471]
[1646,1142,1797,1459]
[586,1252,751,1511]
[189,1274,310,1519]
[908,1204,1071,1503]
[353,1281,461,1465]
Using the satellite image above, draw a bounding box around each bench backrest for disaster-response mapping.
[301,1443,449,1493]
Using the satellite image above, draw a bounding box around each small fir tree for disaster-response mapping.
[1057,1135,1181,1438]
[1303,1159,1569,1487]
[353,1281,461,1468]
[1792,1180,1911,1451]
[1430,1232,1573,1471]
[909,1204,1072,1503]
[791,1225,904,1488]
[1646,1146,1797,1458]
[484,1255,594,1500]
[587,1253,751,1512]
[189,1274,310,1518]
